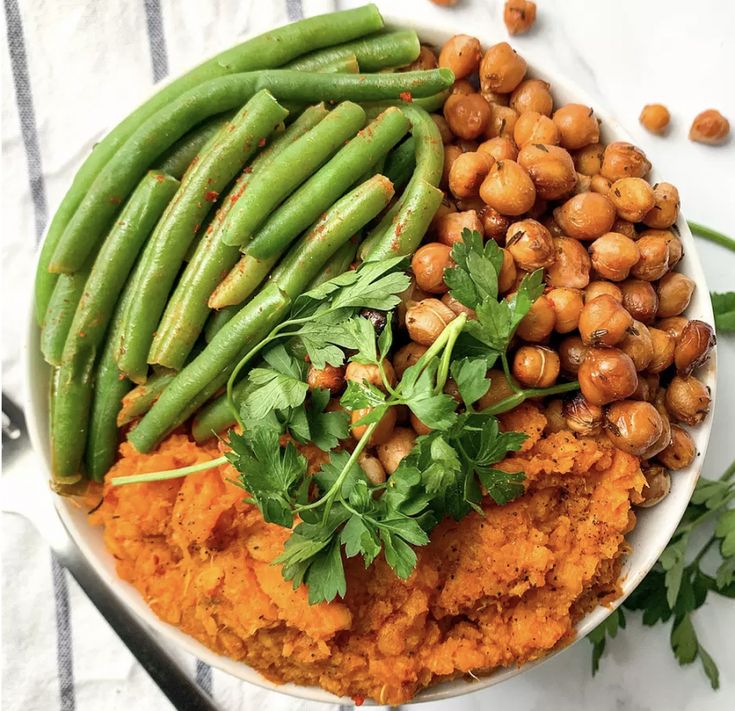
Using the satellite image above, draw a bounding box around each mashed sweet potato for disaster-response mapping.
[91,403,644,704]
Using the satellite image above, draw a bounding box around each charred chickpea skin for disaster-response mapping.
[393,341,428,379]
[377,427,417,474]
[480,42,527,94]
[516,293,556,342]
[439,34,483,80]
[620,278,659,324]
[559,335,588,375]
[563,393,604,435]
[510,79,553,116]
[552,104,600,150]
[554,192,616,240]
[586,280,623,303]
[546,237,591,289]
[513,111,560,148]
[674,319,716,375]
[619,320,654,371]
[639,104,671,135]
[485,104,520,139]
[503,0,537,35]
[547,287,584,333]
[604,400,664,457]
[411,242,454,294]
[434,210,484,247]
[656,424,697,471]
[601,141,651,181]
[642,182,680,229]
[647,327,676,374]
[478,135,519,162]
[609,177,656,223]
[578,346,638,406]
[306,364,346,394]
[512,345,560,388]
[482,206,512,243]
[480,159,537,216]
[638,463,671,507]
[578,293,633,347]
[656,272,695,318]
[406,298,457,346]
[589,232,640,281]
[689,109,730,145]
[517,143,577,200]
[444,93,493,140]
[449,152,494,199]
[505,219,555,270]
[631,234,670,281]
[665,375,711,425]
[478,368,516,409]
[498,248,518,293]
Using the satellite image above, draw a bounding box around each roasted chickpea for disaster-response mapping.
[442,144,463,187]
[516,294,556,342]
[579,294,634,347]
[512,345,559,388]
[639,104,671,135]
[642,182,680,229]
[510,78,552,116]
[481,206,511,243]
[665,375,711,425]
[638,463,671,507]
[448,152,494,199]
[656,315,689,340]
[434,209,484,247]
[541,213,564,238]
[552,104,600,150]
[397,280,430,329]
[430,0,459,6]
[545,237,591,289]
[547,287,584,333]
[478,135,519,162]
[647,327,675,374]
[619,320,654,371]
[351,406,397,445]
[452,79,475,96]
[439,34,482,80]
[477,368,515,410]
[541,399,565,434]
[505,219,555,270]
[485,104,519,140]
[574,172,592,195]
[411,242,453,294]
[656,424,696,470]
[444,93,493,140]
[358,451,387,485]
[377,427,416,474]
[553,192,616,240]
[662,231,684,268]
[410,412,433,436]
[632,372,660,402]
[609,177,656,223]
[441,292,476,319]
[431,114,454,144]
[306,363,345,394]
[589,232,640,281]
[455,197,486,213]
[620,279,658,324]
[674,320,716,375]
[611,218,637,240]
[630,235,670,281]
[601,142,651,181]
[345,360,396,391]
[689,109,730,145]
[563,393,603,435]
[479,42,527,94]
[480,159,536,216]
[585,280,623,303]
[513,111,560,148]
[517,143,576,199]
[656,272,695,318]
[498,248,517,293]
[406,298,456,346]
[590,174,612,196]
[604,400,664,456]
[578,347,638,405]
[573,143,606,175]
[405,45,438,72]
[393,343,428,381]
[503,0,537,35]
[559,335,588,375]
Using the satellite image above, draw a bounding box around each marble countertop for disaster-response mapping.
[338,0,735,709]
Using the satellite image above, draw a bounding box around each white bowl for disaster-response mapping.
[23,14,716,706]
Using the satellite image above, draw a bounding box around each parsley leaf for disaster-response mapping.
[711,291,735,333]
[450,357,491,407]
[445,229,504,309]
[300,388,349,452]
[588,607,626,675]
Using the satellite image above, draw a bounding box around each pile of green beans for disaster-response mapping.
[36,7,456,483]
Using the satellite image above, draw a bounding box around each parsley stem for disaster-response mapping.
[500,352,521,394]
[676,490,735,535]
[692,536,717,566]
[414,313,467,375]
[109,455,229,486]
[435,314,466,393]
[480,380,580,415]
[688,221,735,254]
[720,458,735,482]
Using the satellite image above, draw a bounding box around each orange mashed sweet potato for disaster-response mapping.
[91,403,645,704]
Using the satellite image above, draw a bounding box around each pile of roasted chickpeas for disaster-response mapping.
[306,35,716,507]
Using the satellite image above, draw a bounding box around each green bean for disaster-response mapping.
[148,103,331,370]
[307,238,359,290]
[384,136,416,192]
[117,91,288,384]
[208,255,276,310]
[286,30,420,72]
[204,306,239,342]
[316,53,360,74]
[48,68,453,273]
[40,268,90,366]
[116,369,177,427]
[245,106,409,259]
[34,4,384,319]
[362,91,450,114]
[220,101,367,247]
[192,377,257,443]
[155,114,232,179]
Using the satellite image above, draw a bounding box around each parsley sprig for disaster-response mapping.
[589,459,735,688]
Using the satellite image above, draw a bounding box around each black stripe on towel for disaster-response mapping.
[143,0,169,82]
[51,555,76,711]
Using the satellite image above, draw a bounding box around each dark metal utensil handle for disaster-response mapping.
[2,393,221,711]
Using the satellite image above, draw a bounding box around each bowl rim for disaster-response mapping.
[22,11,717,706]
